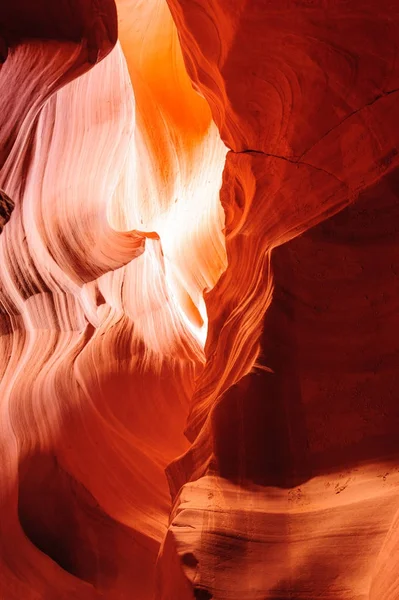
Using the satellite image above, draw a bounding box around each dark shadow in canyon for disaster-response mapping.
[212,167,399,487]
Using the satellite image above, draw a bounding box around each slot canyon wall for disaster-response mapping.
[0,1,399,599]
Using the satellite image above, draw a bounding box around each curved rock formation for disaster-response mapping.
[0,189,14,234]
[1,0,399,599]
[159,1,399,598]
[0,0,224,598]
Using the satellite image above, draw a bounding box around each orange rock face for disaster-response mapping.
[1,1,399,599]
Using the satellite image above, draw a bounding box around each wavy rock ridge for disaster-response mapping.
[1,0,399,599]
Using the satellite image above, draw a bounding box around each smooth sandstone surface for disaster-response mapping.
[162,1,399,598]
[0,0,399,599]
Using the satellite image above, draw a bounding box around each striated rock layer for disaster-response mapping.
[1,0,399,599]
[0,190,14,234]
[0,0,225,598]
[160,1,399,599]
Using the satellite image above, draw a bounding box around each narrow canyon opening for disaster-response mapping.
[1,1,399,599]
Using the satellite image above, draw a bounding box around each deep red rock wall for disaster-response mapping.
[161,1,399,598]
[1,1,399,599]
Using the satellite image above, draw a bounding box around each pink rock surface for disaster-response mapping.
[1,0,399,598]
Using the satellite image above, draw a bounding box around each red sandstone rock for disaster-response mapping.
[161,1,399,598]
[1,0,399,598]
[0,189,14,234]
